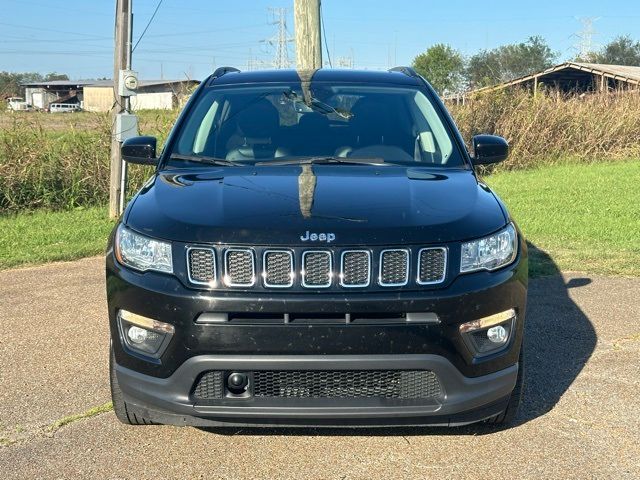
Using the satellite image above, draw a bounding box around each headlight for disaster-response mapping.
[460,223,517,273]
[115,225,173,273]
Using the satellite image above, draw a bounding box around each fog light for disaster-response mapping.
[487,325,508,344]
[127,326,148,344]
[459,309,516,356]
[117,309,174,358]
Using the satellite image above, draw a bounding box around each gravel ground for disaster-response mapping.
[0,256,638,479]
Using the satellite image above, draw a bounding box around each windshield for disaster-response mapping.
[167,82,465,168]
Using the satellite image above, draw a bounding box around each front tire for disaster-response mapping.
[110,347,156,425]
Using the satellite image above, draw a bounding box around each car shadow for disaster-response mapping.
[200,243,597,437]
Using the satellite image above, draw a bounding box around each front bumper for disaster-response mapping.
[107,242,527,426]
[116,354,518,427]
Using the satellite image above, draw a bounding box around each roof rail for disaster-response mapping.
[388,66,419,78]
[211,66,240,79]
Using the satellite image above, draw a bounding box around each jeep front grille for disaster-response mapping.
[224,249,255,286]
[417,248,447,284]
[186,245,447,290]
[187,248,216,285]
[379,249,409,286]
[193,370,442,400]
[302,251,332,288]
[263,250,294,287]
[340,250,371,287]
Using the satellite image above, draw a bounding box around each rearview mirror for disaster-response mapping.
[472,135,509,165]
[121,136,158,165]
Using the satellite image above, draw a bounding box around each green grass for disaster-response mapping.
[484,160,640,277]
[46,402,113,433]
[0,206,115,269]
[0,161,638,277]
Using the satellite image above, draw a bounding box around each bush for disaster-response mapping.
[0,110,178,213]
[449,89,640,169]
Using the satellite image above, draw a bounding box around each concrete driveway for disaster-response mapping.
[0,256,638,479]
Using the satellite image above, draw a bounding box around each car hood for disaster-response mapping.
[126,165,506,245]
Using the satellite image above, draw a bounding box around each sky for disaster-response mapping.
[1,0,639,81]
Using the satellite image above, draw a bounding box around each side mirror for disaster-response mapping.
[121,136,158,165]
[471,135,509,165]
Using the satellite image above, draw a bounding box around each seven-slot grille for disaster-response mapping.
[193,370,442,400]
[263,250,294,287]
[340,251,371,287]
[186,246,447,289]
[379,249,409,286]
[302,251,332,288]
[417,248,447,284]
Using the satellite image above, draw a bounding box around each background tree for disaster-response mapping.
[579,35,640,66]
[0,72,43,98]
[466,36,557,87]
[0,71,69,99]
[412,44,465,94]
[44,72,70,81]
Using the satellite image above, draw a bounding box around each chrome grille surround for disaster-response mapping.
[186,247,216,286]
[262,250,294,288]
[301,250,332,288]
[223,248,255,287]
[417,247,447,285]
[340,250,371,288]
[378,249,410,287]
[185,245,447,290]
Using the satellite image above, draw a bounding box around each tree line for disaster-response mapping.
[0,72,69,99]
[413,35,640,95]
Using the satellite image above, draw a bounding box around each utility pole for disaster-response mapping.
[293,0,322,70]
[109,0,133,218]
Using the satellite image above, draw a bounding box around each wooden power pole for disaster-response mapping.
[293,0,322,70]
[109,0,132,218]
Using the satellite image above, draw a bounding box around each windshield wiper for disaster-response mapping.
[169,153,244,167]
[256,156,394,166]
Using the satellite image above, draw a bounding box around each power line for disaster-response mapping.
[0,21,110,39]
[3,0,111,17]
[142,24,266,39]
[132,0,163,52]
[320,1,332,68]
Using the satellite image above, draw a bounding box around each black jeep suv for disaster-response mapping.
[107,67,527,428]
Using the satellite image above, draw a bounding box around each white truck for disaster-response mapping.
[6,97,33,112]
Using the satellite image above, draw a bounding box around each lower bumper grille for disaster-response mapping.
[254,370,441,399]
[193,371,224,399]
[193,370,442,400]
